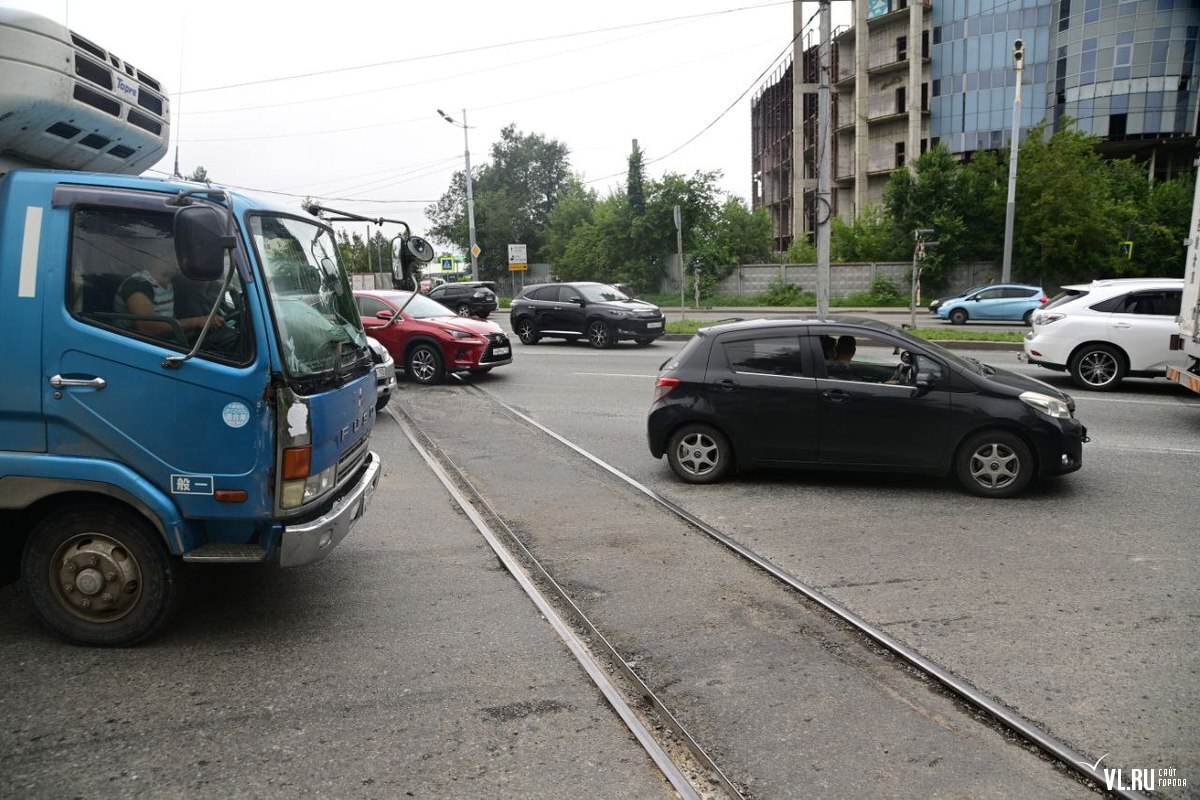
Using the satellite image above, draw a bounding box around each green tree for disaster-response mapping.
[426,125,572,280]
[1012,123,1124,284]
[186,166,209,183]
[829,205,902,262]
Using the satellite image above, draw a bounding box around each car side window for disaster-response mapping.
[70,205,252,364]
[723,336,807,377]
[975,288,1004,301]
[558,287,583,303]
[358,296,391,318]
[528,286,556,301]
[1122,290,1181,316]
[821,331,922,385]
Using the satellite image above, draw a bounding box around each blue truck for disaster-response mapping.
[0,8,382,645]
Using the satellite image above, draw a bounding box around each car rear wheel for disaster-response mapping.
[455,303,472,317]
[406,343,445,385]
[587,320,613,349]
[949,308,968,325]
[515,318,540,345]
[1069,344,1125,391]
[1022,309,1034,326]
[667,424,732,484]
[21,504,182,646]
[955,430,1032,498]
[634,337,655,346]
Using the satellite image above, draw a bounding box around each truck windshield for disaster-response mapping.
[249,215,369,381]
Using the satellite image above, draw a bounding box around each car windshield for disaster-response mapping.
[577,283,632,302]
[392,292,458,319]
[250,214,368,380]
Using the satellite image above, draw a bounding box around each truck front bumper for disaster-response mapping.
[280,450,381,567]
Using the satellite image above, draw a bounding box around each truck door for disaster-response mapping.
[41,194,272,519]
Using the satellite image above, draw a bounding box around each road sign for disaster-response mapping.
[508,243,527,272]
[470,244,481,258]
[440,257,454,272]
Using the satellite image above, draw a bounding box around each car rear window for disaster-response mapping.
[1045,289,1087,309]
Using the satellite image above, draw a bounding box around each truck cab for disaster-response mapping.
[0,8,381,645]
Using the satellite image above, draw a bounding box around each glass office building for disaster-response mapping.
[932,0,1199,176]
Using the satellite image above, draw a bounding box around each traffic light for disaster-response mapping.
[1013,39,1024,66]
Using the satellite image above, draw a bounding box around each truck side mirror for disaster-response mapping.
[175,205,235,281]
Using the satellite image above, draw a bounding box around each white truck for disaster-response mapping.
[1166,158,1200,394]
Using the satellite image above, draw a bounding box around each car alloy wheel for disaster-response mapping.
[1069,344,1125,391]
[587,320,612,349]
[515,318,539,345]
[956,430,1032,498]
[455,304,472,317]
[666,424,732,484]
[406,343,445,385]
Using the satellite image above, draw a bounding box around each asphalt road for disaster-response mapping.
[450,333,1200,796]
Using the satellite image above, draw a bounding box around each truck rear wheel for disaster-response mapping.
[21,504,181,646]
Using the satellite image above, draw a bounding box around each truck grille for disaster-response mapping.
[336,433,369,489]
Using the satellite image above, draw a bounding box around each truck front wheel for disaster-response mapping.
[21,504,181,646]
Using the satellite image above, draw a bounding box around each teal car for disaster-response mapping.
[936,283,1047,325]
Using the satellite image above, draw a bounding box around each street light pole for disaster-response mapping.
[437,108,479,281]
[1000,39,1025,283]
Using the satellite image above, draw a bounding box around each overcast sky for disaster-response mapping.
[11,1,848,255]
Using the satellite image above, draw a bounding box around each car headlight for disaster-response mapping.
[609,310,630,319]
[1020,391,1072,419]
[448,329,478,339]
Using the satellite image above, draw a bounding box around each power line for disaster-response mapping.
[179,1,792,96]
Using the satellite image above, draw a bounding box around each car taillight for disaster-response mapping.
[652,376,680,404]
[1040,295,1049,304]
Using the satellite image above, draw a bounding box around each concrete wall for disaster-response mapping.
[662,261,1000,300]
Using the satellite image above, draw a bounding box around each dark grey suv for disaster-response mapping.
[428,281,498,318]
[509,282,665,348]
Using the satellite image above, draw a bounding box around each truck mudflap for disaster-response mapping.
[279,450,381,567]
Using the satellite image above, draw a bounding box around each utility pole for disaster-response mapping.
[438,109,479,281]
[816,0,832,319]
[1001,39,1025,283]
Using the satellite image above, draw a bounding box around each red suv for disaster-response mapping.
[354,290,512,385]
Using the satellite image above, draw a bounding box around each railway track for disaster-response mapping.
[388,383,1144,799]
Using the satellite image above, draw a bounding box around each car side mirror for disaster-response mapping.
[914,371,934,396]
[375,309,394,320]
[569,297,584,305]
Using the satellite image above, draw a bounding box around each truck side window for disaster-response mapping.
[70,207,252,363]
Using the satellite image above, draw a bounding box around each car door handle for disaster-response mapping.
[822,388,850,402]
[1112,323,1132,329]
[49,374,107,390]
[714,378,738,391]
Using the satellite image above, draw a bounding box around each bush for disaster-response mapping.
[867,275,902,304]
[759,275,814,306]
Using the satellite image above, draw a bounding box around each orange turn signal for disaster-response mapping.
[282,446,312,480]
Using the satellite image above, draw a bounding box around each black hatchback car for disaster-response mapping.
[510,281,666,348]
[428,281,498,318]
[647,318,1087,497]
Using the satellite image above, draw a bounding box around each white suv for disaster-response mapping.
[1023,278,1185,390]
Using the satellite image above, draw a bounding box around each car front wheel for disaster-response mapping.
[949,308,968,325]
[587,320,613,349]
[515,318,540,345]
[667,424,732,484]
[406,343,445,385]
[955,430,1033,498]
[1069,344,1125,391]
